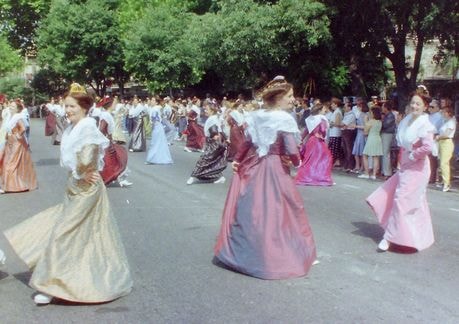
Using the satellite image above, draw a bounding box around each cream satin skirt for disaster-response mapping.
[4,176,132,302]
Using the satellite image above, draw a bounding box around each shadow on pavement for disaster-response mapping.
[13,271,32,285]
[351,221,384,243]
[0,271,8,281]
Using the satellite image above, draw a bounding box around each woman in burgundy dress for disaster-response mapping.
[184,108,205,152]
[214,76,316,279]
[98,107,132,187]
[226,109,246,162]
[295,104,334,186]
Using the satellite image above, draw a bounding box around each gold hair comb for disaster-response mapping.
[69,83,87,94]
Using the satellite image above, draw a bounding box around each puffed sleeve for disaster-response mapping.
[281,132,301,167]
[74,144,99,179]
[409,133,433,161]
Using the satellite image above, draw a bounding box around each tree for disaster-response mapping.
[36,0,129,96]
[0,77,33,103]
[0,34,22,76]
[325,0,459,107]
[196,0,332,94]
[122,3,206,93]
[0,0,51,54]
[30,68,68,100]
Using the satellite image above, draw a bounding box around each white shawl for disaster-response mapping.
[204,114,221,137]
[99,110,115,135]
[229,110,245,126]
[305,115,328,133]
[60,117,109,178]
[245,109,299,157]
[396,113,435,151]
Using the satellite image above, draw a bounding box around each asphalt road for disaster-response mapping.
[1,119,458,323]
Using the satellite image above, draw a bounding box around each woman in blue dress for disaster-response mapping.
[351,102,369,173]
[145,105,173,165]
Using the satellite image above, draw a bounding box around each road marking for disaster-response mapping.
[341,184,360,189]
[449,208,459,213]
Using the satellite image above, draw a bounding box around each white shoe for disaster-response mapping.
[312,260,320,265]
[0,189,4,194]
[213,176,226,184]
[378,239,389,251]
[184,147,192,153]
[442,185,451,192]
[34,293,52,305]
[358,174,369,179]
[119,179,133,187]
[0,250,5,265]
[186,177,197,185]
[370,175,376,180]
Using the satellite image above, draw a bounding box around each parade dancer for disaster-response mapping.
[295,104,334,186]
[145,103,173,165]
[226,109,246,162]
[98,103,132,187]
[367,89,435,252]
[44,98,57,138]
[184,104,205,152]
[128,98,146,152]
[214,76,316,279]
[187,105,227,184]
[162,97,178,144]
[46,98,67,145]
[111,97,128,144]
[3,84,132,305]
[0,100,38,193]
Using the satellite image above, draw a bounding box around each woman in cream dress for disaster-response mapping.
[3,84,132,305]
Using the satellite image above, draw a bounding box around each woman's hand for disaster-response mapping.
[83,171,101,184]
[231,161,240,173]
[281,155,293,168]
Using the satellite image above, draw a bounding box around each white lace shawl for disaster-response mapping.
[60,117,109,178]
[191,105,201,117]
[99,110,115,135]
[245,109,300,157]
[129,104,145,118]
[204,114,221,137]
[229,110,244,126]
[305,115,328,133]
[47,103,65,117]
[6,113,24,134]
[149,106,162,122]
[396,113,435,151]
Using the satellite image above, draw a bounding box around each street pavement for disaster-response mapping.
[1,119,458,323]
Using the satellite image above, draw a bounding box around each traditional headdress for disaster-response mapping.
[257,75,292,103]
[69,83,87,95]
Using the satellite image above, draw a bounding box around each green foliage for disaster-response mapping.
[0,77,33,103]
[0,0,51,53]
[325,0,458,104]
[30,68,67,100]
[36,0,128,95]
[0,34,22,76]
[123,3,206,92]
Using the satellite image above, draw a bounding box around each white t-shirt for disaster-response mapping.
[328,109,342,137]
[439,118,456,139]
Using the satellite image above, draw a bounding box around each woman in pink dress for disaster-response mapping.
[214,76,316,279]
[0,100,38,193]
[295,103,333,186]
[366,89,435,252]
